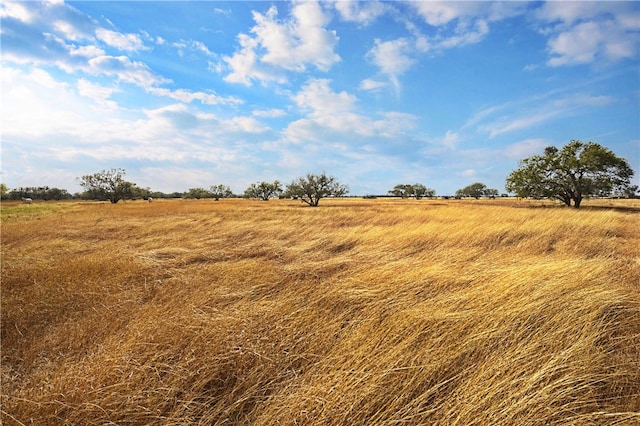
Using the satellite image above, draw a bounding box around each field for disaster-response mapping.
[2,197,639,425]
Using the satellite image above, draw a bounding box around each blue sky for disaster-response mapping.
[2,1,639,196]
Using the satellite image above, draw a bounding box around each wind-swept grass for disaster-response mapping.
[2,198,639,425]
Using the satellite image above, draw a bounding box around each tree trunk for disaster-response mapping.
[573,196,582,208]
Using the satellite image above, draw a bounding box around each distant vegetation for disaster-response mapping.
[2,186,73,201]
[455,182,499,199]
[388,183,436,199]
[244,180,283,201]
[1,140,637,207]
[2,198,639,424]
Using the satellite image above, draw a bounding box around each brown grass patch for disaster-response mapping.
[2,198,639,424]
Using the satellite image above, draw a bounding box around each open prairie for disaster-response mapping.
[2,198,639,425]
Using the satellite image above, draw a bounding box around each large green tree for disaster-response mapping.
[77,168,136,204]
[285,172,348,206]
[506,140,634,208]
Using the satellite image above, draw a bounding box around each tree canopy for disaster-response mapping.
[388,183,436,199]
[244,181,282,201]
[285,172,348,206]
[210,184,233,200]
[77,168,138,203]
[456,182,498,199]
[506,140,635,208]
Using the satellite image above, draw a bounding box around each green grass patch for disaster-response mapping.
[1,201,70,222]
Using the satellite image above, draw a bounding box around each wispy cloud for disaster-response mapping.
[96,29,146,51]
[148,87,242,106]
[252,109,287,118]
[465,90,616,139]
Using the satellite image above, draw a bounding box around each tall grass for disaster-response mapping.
[2,198,639,425]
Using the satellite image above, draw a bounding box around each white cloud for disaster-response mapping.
[368,38,415,76]
[411,1,481,26]
[285,79,364,142]
[77,78,118,107]
[293,78,357,116]
[223,34,284,85]
[53,20,88,41]
[284,78,417,145]
[435,19,489,49]
[223,1,340,85]
[535,1,608,26]
[536,2,640,67]
[87,55,169,88]
[365,2,523,90]
[172,39,215,57]
[410,1,525,27]
[366,38,416,91]
[546,21,602,66]
[227,116,269,134]
[148,87,242,106]
[0,0,33,22]
[333,1,388,25]
[69,44,105,58]
[96,28,146,52]
[253,109,286,118]
[359,79,387,91]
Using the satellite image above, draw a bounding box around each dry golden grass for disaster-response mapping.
[2,197,639,425]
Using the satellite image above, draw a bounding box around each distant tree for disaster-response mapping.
[77,168,136,203]
[412,183,436,199]
[184,188,213,199]
[0,183,7,200]
[131,186,152,200]
[388,184,414,198]
[484,188,499,198]
[210,184,233,200]
[616,185,639,199]
[285,172,348,207]
[389,183,435,199]
[43,187,72,200]
[244,180,282,201]
[506,140,635,208]
[456,182,497,199]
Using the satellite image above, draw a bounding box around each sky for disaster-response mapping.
[1,0,639,196]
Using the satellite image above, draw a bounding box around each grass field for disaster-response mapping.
[2,198,639,425]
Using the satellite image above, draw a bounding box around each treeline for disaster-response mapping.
[0,183,230,201]
[1,140,637,208]
[0,181,504,202]
[3,186,73,201]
